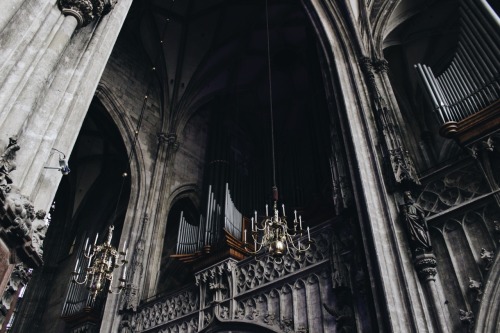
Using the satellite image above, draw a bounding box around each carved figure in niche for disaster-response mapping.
[0,137,19,189]
[30,212,47,258]
[401,191,432,254]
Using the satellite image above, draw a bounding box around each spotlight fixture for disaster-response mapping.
[44,148,70,175]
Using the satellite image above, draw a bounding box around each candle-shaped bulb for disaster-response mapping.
[244,229,247,243]
[307,226,310,240]
[282,204,285,216]
[84,237,89,251]
[251,217,254,231]
[254,210,257,222]
[299,216,302,230]
[94,233,99,245]
[294,210,297,221]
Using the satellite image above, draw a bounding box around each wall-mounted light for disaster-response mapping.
[44,148,70,175]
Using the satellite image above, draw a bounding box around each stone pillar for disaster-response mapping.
[0,0,24,32]
[0,0,116,198]
[401,191,452,332]
[142,133,179,299]
[413,254,452,333]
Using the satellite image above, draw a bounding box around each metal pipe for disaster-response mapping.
[458,38,499,99]
[463,1,500,62]
[461,22,495,78]
[422,64,449,118]
[461,10,499,72]
[478,0,500,30]
[436,70,459,120]
[416,64,447,122]
[441,70,464,120]
[176,211,184,253]
[452,56,483,109]
[449,61,476,116]
[205,186,213,245]
[455,52,488,108]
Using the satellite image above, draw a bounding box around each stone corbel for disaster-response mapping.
[468,277,483,302]
[459,309,474,333]
[480,248,494,271]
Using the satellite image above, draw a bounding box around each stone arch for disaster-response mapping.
[93,83,152,322]
[157,185,200,294]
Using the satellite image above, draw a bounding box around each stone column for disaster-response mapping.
[0,0,116,195]
[413,254,452,333]
[401,191,452,332]
[142,133,179,299]
[0,0,24,32]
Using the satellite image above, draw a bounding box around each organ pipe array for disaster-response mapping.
[175,183,243,255]
[415,0,499,125]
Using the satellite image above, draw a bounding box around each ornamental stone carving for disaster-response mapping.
[0,137,19,189]
[30,212,48,258]
[126,226,341,332]
[480,248,494,271]
[468,277,483,302]
[0,138,45,265]
[359,57,420,188]
[58,0,116,28]
[413,254,437,282]
[0,263,29,328]
[459,309,474,333]
[401,191,432,255]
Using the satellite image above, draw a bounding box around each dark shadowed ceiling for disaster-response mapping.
[134,0,321,130]
[125,0,334,215]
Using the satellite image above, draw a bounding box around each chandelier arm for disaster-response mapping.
[72,273,88,285]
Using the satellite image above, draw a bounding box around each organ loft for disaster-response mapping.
[0,0,499,332]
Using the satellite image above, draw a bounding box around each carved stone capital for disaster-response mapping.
[158,133,179,150]
[58,0,115,28]
[413,253,437,281]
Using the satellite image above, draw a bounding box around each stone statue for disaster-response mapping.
[0,137,20,189]
[401,191,432,254]
[31,214,48,258]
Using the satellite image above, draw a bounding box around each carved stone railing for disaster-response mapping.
[126,224,339,333]
[130,285,199,332]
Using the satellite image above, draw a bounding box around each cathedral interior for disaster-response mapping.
[0,0,499,332]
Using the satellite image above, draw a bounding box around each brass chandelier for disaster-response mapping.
[72,225,128,304]
[244,187,312,261]
[243,0,312,262]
